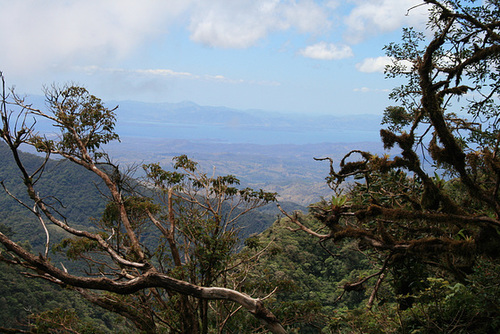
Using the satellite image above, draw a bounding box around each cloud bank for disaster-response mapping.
[344,0,428,42]
[0,0,430,75]
[0,1,190,73]
[189,0,331,48]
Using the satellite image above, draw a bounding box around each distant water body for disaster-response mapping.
[26,97,382,145]
[116,121,380,145]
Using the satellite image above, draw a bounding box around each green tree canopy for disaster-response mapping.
[0,75,283,333]
[280,0,500,330]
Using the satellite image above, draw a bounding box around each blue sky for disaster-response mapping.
[0,0,429,116]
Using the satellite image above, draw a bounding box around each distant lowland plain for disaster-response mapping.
[29,98,387,205]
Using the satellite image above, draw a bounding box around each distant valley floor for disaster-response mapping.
[105,138,387,205]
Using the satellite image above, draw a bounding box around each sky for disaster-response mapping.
[0,0,430,116]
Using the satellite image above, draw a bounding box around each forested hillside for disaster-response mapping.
[0,250,129,333]
[0,142,108,252]
[0,142,298,250]
[0,142,302,331]
[0,144,387,332]
[2,1,500,333]
[235,212,500,333]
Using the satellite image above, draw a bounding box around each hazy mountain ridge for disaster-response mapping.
[110,99,381,131]
[100,99,382,144]
[26,95,382,143]
[23,96,388,204]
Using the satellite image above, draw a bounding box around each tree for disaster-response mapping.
[280,0,500,330]
[0,73,285,333]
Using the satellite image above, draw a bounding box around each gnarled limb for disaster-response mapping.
[0,231,286,333]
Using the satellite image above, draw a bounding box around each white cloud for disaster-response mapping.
[1,0,366,73]
[356,56,414,73]
[188,0,332,48]
[356,56,392,73]
[187,0,430,49]
[0,1,191,73]
[188,3,276,48]
[0,0,431,82]
[299,42,353,60]
[282,0,332,33]
[344,0,428,43]
[78,66,279,86]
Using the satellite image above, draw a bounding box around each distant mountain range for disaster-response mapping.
[23,97,389,204]
[109,100,383,145]
[26,96,383,145]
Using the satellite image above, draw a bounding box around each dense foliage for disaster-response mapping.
[275,0,500,332]
[0,254,129,333]
[2,1,500,333]
[240,217,373,333]
[0,77,286,333]
[239,210,500,333]
[0,141,305,333]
